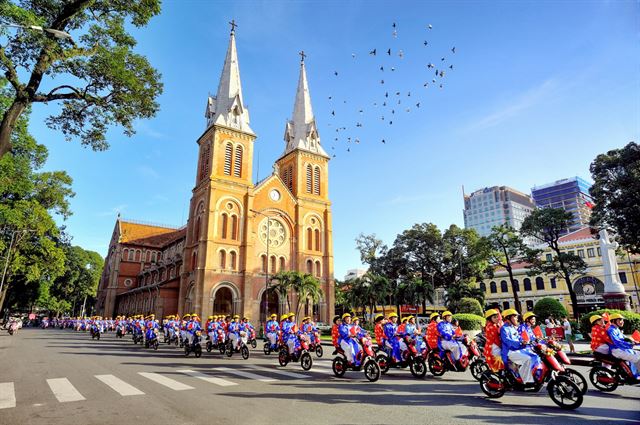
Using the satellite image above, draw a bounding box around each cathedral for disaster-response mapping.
[95,26,335,324]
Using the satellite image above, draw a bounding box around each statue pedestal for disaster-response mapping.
[603,292,630,310]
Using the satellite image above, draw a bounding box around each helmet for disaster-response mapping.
[288,313,295,318]
[388,312,398,319]
[341,312,351,319]
[374,313,384,322]
[589,314,603,324]
[429,312,440,320]
[184,314,191,318]
[484,309,498,319]
[243,317,250,321]
[333,315,341,324]
[401,317,408,323]
[352,317,359,322]
[233,315,240,319]
[281,314,289,321]
[502,309,518,318]
[406,315,414,321]
[522,312,535,321]
[270,314,277,318]
[302,316,310,321]
[442,311,453,318]
[609,313,624,321]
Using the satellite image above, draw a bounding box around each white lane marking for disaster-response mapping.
[95,374,145,396]
[0,382,16,409]
[138,372,194,391]
[46,378,86,403]
[245,365,310,379]
[177,369,237,387]
[216,367,277,382]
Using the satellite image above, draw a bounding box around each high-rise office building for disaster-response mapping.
[463,186,535,237]
[531,176,594,234]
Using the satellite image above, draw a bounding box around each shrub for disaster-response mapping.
[580,309,640,340]
[533,297,568,321]
[456,297,483,316]
[453,313,485,331]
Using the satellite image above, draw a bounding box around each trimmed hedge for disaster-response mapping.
[456,298,484,316]
[533,297,568,321]
[580,309,640,340]
[454,313,485,331]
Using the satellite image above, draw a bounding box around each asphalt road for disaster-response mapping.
[1,328,639,425]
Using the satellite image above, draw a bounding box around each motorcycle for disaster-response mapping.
[589,348,640,392]
[376,335,427,378]
[248,328,258,349]
[427,334,484,379]
[278,334,313,370]
[145,328,160,350]
[115,325,126,339]
[90,324,101,340]
[332,334,381,382]
[308,332,324,358]
[479,342,583,410]
[132,328,143,345]
[263,333,282,355]
[7,320,19,336]
[168,327,180,346]
[184,330,203,358]
[225,331,250,359]
[546,339,587,395]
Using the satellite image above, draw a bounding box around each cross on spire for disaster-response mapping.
[299,50,306,63]
[229,19,238,34]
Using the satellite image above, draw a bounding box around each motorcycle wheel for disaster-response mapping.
[263,342,271,355]
[547,376,583,410]
[194,345,202,358]
[428,355,446,377]
[376,354,390,375]
[206,341,212,353]
[278,348,289,367]
[470,359,488,381]
[184,345,190,357]
[241,345,250,360]
[589,366,618,392]
[363,359,381,382]
[479,370,505,398]
[144,341,149,349]
[174,338,178,347]
[332,357,346,378]
[315,345,323,358]
[564,368,588,395]
[219,343,226,355]
[225,342,233,358]
[153,340,159,351]
[410,357,427,378]
[251,339,257,349]
[301,352,313,371]
[8,329,13,335]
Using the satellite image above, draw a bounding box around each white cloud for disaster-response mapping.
[137,165,160,179]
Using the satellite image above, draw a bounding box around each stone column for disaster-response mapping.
[600,229,630,310]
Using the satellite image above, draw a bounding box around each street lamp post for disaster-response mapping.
[250,209,281,327]
[1,22,73,40]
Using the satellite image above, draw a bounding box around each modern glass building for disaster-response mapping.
[463,186,535,237]
[531,176,594,234]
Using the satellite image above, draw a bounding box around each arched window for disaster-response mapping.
[524,278,532,291]
[279,256,285,271]
[219,250,226,269]
[160,269,165,280]
[306,259,313,274]
[535,277,545,290]
[122,249,128,261]
[151,252,157,263]
[261,254,267,273]
[500,280,508,293]
[191,251,197,270]
[270,255,276,273]
[315,260,321,277]
[502,301,510,310]
[306,164,312,193]
[231,215,238,240]
[135,250,141,261]
[221,213,228,239]
[230,251,237,270]
[480,282,486,292]
[194,216,201,242]
[233,145,243,178]
[313,166,320,195]
[224,143,233,175]
[490,281,497,293]
[146,251,151,262]
[314,229,320,251]
[287,166,294,190]
[307,227,313,250]
[128,249,134,261]
[512,279,520,292]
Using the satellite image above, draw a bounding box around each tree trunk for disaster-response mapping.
[562,269,580,319]
[0,285,8,313]
[507,266,521,313]
[0,99,28,158]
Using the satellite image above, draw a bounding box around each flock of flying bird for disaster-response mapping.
[322,22,456,157]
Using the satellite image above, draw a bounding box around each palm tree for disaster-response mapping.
[270,271,294,312]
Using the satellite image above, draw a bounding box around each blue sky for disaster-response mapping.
[28,0,639,279]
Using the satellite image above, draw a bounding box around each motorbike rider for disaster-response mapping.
[426,312,440,351]
[242,316,256,342]
[518,312,542,344]
[266,314,280,348]
[187,314,202,347]
[589,315,611,355]
[283,313,300,354]
[206,315,217,344]
[500,309,541,384]
[383,312,401,362]
[145,314,159,342]
[374,314,386,349]
[483,309,504,372]
[331,315,341,350]
[437,311,467,361]
[338,313,357,364]
[606,313,640,378]
[228,315,241,349]
[180,314,190,345]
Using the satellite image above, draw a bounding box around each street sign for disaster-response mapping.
[400,305,418,313]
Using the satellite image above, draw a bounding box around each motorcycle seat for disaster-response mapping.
[593,351,619,363]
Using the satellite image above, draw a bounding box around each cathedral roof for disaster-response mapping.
[283,58,329,158]
[118,220,185,248]
[204,29,254,135]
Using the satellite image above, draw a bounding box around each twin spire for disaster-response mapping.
[206,22,328,158]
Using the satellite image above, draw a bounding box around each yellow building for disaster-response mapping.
[480,228,640,317]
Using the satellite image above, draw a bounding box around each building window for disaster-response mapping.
[195,216,201,242]
[135,250,141,261]
[619,272,628,284]
[229,251,237,270]
[568,250,575,256]
[231,215,238,240]
[546,253,553,262]
[597,247,601,256]
[314,228,320,251]
[146,251,151,262]
[480,282,486,292]
[578,249,584,258]
[219,250,226,269]
[587,248,595,258]
[151,252,157,263]
[512,279,520,292]
[270,255,276,274]
[279,256,286,272]
[526,300,534,311]
[490,281,497,293]
[500,280,508,293]
[313,166,320,195]
[128,249,134,261]
[550,277,556,289]
[233,145,243,178]
[261,254,267,273]
[306,164,312,193]
[191,251,197,269]
[502,301,510,310]
[315,260,322,277]
[307,227,313,250]
[224,143,233,175]
[122,249,128,261]
[535,277,545,290]
[306,259,313,274]
[221,213,228,239]
[524,278,532,291]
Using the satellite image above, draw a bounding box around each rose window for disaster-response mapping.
[259,218,286,248]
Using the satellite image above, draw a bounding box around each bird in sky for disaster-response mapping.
[391,67,396,71]
[389,120,393,125]
[392,30,398,38]
[387,48,391,55]
[439,70,445,77]
[449,64,454,70]
[451,47,456,53]
[398,50,404,58]
[352,53,356,58]
[416,102,421,108]
[441,57,445,61]
[423,40,428,46]
[428,24,433,29]
[334,71,338,76]
[427,63,434,68]
[381,139,386,144]
[381,79,385,84]
[331,110,335,116]
[380,66,384,71]
[370,48,376,55]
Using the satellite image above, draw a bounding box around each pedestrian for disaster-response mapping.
[562,316,575,354]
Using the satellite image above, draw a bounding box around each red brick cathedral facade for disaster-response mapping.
[95,29,335,323]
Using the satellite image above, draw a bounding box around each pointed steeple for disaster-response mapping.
[205,21,253,134]
[283,53,329,158]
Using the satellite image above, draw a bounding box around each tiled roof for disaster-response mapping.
[119,221,186,248]
[558,227,595,243]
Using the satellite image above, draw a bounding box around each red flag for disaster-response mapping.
[454,326,463,337]
[602,312,610,323]
[521,330,530,342]
[632,330,640,344]
[533,325,544,339]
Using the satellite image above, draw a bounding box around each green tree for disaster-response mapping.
[455,297,483,316]
[444,279,484,312]
[521,208,587,318]
[485,225,532,313]
[270,271,323,318]
[533,297,568,321]
[50,245,103,316]
[0,0,163,158]
[589,141,640,254]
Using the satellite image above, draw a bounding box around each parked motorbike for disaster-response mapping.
[589,348,640,392]
[479,342,583,410]
[376,335,427,378]
[332,334,381,382]
[278,334,313,370]
[184,331,203,358]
